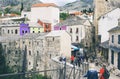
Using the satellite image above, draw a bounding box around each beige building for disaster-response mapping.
[45,30,71,58]
[108,19,120,70]
[1,31,71,77]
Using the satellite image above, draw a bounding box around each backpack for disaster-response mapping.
[103,68,110,79]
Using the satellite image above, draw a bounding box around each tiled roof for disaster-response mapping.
[55,16,86,26]
[109,45,120,52]
[45,30,67,37]
[32,3,57,7]
[28,22,43,27]
[100,40,109,48]
[108,26,120,32]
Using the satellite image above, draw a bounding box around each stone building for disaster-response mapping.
[109,19,120,70]
[108,19,120,70]
[0,31,71,78]
[0,35,23,73]
[0,20,22,36]
[54,16,93,50]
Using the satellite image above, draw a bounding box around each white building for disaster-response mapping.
[55,16,93,48]
[21,11,31,20]
[0,20,22,36]
[98,8,120,43]
[108,25,120,70]
[30,3,59,30]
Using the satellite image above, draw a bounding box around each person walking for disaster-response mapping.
[84,63,98,79]
[70,55,74,64]
[99,64,110,79]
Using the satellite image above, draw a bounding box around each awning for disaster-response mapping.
[109,46,120,53]
[71,45,79,51]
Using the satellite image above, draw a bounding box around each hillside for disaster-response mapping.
[109,0,120,8]
[60,0,93,12]
[0,0,41,13]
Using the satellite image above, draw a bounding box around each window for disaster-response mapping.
[22,30,24,33]
[23,41,25,44]
[8,61,10,64]
[37,51,39,55]
[53,37,54,41]
[15,29,18,34]
[50,54,51,58]
[76,36,79,41]
[45,24,49,28]
[111,50,114,64]
[36,63,38,67]
[29,41,31,45]
[8,30,9,34]
[29,62,31,65]
[70,28,72,33]
[3,29,4,34]
[11,30,13,34]
[118,35,120,44]
[76,28,79,33]
[25,31,27,33]
[29,51,31,55]
[112,35,114,43]
[15,51,17,54]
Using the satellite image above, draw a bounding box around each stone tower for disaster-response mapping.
[93,0,112,42]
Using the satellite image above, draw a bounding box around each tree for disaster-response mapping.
[88,8,93,13]
[4,7,11,13]
[60,13,69,20]
[0,43,6,74]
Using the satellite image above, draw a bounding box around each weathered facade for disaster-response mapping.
[0,20,22,36]
[108,20,120,70]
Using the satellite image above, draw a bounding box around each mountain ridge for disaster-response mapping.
[0,0,41,12]
[60,0,93,12]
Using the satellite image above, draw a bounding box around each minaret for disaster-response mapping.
[93,0,111,42]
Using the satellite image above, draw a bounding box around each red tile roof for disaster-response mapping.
[32,3,57,7]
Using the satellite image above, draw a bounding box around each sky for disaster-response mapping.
[40,0,76,6]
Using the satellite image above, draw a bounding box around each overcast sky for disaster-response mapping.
[40,0,76,6]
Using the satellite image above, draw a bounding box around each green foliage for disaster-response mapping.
[88,8,93,13]
[4,7,11,13]
[60,13,69,20]
[81,8,93,13]
[0,43,5,74]
[27,74,51,79]
[12,11,21,15]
